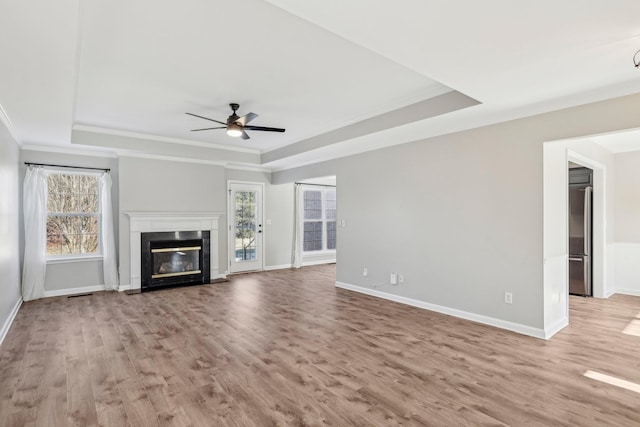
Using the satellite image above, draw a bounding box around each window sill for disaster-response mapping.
[46,255,104,265]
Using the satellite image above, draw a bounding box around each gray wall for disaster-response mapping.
[0,121,22,343]
[264,182,295,267]
[118,157,227,285]
[19,150,119,293]
[336,130,542,328]
[273,92,640,333]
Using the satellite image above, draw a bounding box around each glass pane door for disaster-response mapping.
[229,183,263,273]
[235,191,257,262]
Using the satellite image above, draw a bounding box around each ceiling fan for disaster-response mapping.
[186,103,285,140]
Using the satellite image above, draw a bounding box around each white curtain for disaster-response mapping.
[292,183,304,268]
[22,166,48,301]
[100,172,119,290]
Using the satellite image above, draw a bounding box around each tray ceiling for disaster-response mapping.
[2,1,640,170]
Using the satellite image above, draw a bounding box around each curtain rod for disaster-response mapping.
[295,182,336,188]
[24,162,110,172]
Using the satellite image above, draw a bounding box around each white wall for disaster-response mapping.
[542,141,569,334]
[0,120,22,346]
[19,149,119,295]
[613,150,640,296]
[273,91,640,338]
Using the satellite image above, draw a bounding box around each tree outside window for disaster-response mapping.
[46,173,100,256]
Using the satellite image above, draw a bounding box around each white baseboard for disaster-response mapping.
[43,285,106,298]
[264,264,293,271]
[211,273,227,280]
[303,259,336,267]
[612,243,640,296]
[604,288,616,298]
[615,288,640,297]
[118,284,132,292]
[544,316,568,339]
[0,298,22,348]
[335,281,547,340]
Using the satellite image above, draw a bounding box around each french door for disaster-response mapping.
[228,182,264,273]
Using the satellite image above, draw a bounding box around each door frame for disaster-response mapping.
[567,150,606,300]
[542,141,609,338]
[227,180,265,274]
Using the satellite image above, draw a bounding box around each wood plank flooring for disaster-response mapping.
[1,264,639,426]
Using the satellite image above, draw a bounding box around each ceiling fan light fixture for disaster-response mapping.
[186,103,285,140]
[227,123,243,137]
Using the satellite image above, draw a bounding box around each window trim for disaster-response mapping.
[47,255,103,264]
[44,169,103,260]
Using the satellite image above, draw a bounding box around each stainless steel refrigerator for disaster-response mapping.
[568,178,592,296]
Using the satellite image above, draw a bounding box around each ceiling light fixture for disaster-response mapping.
[634,50,640,68]
[226,122,243,137]
[186,104,285,141]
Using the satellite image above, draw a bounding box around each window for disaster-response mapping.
[303,187,336,252]
[46,172,100,257]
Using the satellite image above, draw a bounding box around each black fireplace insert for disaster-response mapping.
[141,230,210,291]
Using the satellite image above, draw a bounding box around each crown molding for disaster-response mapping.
[21,143,118,158]
[73,124,260,154]
[224,164,272,173]
[0,103,22,146]
[117,151,272,172]
[117,151,227,166]
[22,143,273,171]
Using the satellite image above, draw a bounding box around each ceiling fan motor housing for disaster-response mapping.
[228,103,240,124]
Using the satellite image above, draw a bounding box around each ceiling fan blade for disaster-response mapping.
[236,112,258,126]
[185,112,227,126]
[244,125,286,133]
[190,127,226,131]
[241,130,250,140]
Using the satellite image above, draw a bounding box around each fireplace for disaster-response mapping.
[141,230,210,291]
[125,212,221,293]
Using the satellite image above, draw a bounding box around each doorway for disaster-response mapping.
[568,165,593,296]
[228,181,264,273]
[543,140,609,337]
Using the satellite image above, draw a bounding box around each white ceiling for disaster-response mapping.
[2,0,640,170]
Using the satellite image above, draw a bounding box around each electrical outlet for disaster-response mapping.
[363,267,368,277]
[398,274,404,284]
[390,273,398,285]
[504,292,513,304]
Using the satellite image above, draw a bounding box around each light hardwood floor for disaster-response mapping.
[1,265,639,426]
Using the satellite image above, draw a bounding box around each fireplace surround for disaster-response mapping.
[125,212,222,292]
[141,230,210,290]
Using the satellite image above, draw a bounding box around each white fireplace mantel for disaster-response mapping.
[125,211,223,291]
